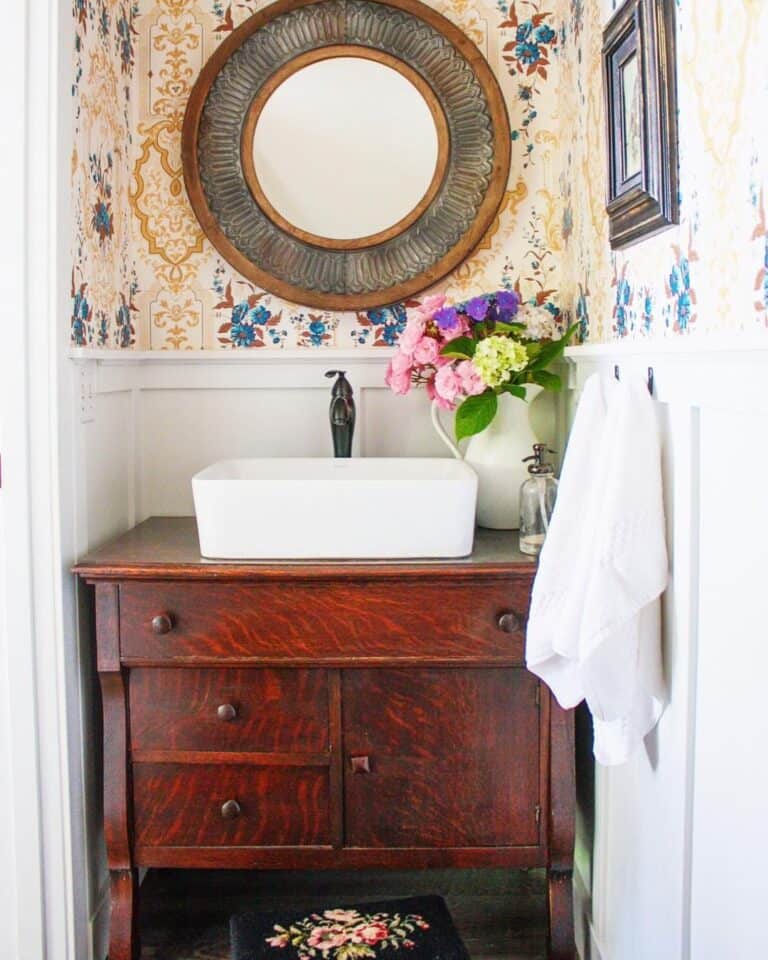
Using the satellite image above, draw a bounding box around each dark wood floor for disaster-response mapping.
[139,868,547,959]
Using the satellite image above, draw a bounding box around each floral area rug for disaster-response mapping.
[231,895,470,960]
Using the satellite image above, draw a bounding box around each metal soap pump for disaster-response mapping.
[519,444,558,556]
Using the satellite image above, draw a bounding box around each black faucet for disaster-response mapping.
[325,370,355,458]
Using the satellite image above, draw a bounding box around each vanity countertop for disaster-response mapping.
[74,516,535,580]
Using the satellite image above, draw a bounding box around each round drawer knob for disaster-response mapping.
[221,799,241,820]
[151,613,173,635]
[497,611,522,634]
[217,703,237,722]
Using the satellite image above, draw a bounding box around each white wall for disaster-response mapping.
[568,341,768,960]
[71,351,449,522]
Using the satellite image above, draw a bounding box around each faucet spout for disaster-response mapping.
[325,370,356,458]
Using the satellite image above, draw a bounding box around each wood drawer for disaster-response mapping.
[118,579,529,664]
[343,668,541,848]
[132,763,331,848]
[129,668,329,755]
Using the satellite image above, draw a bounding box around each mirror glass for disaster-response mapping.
[251,56,441,241]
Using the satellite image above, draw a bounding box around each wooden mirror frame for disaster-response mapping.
[240,46,451,252]
[182,0,511,310]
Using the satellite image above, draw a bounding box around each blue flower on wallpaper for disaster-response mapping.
[116,7,135,75]
[641,289,654,335]
[293,312,338,347]
[96,310,109,347]
[668,257,693,331]
[89,151,114,246]
[98,6,110,39]
[514,40,541,65]
[71,281,92,346]
[115,292,136,348]
[500,3,558,168]
[352,303,408,346]
[230,302,272,346]
[612,263,633,337]
[214,276,287,347]
[535,24,556,43]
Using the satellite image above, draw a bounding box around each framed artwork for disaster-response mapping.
[603,0,678,249]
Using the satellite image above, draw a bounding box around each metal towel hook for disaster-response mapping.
[613,364,654,396]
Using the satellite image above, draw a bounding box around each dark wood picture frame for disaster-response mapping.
[602,0,678,249]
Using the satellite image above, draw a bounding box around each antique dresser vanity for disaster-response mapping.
[75,517,575,960]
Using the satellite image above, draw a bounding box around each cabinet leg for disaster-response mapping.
[109,869,140,960]
[547,869,574,960]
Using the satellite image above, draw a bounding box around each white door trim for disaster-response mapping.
[0,0,76,958]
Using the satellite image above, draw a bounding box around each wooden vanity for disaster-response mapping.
[75,517,574,960]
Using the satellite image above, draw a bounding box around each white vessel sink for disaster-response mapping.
[192,458,478,560]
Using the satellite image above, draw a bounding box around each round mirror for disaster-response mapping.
[183,0,511,310]
[246,53,445,246]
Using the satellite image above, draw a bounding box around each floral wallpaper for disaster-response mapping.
[557,0,768,342]
[71,0,569,349]
[71,0,139,347]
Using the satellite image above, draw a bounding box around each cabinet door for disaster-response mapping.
[342,668,541,849]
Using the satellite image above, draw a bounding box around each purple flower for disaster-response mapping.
[434,306,459,330]
[465,297,490,322]
[496,290,520,314]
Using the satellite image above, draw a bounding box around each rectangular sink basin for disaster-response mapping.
[192,458,478,560]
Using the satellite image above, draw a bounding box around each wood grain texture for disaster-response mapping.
[96,583,133,869]
[129,667,329,753]
[73,517,535,580]
[547,698,576,960]
[133,844,544,870]
[79,519,574,957]
[133,763,331,848]
[119,579,529,664]
[343,669,541,849]
[108,869,140,960]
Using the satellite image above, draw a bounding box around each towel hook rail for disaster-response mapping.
[612,364,655,396]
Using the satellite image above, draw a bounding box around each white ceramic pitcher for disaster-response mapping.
[431,387,554,530]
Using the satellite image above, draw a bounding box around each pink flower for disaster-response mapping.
[398,317,426,355]
[440,315,470,342]
[426,377,455,411]
[434,364,462,405]
[323,909,360,923]
[358,922,389,945]
[455,360,485,396]
[412,335,439,365]
[385,351,413,395]
[308,927,349,951]
[419,293,446,319]
[265,933,289,948]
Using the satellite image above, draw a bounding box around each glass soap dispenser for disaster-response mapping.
[519,444,558,556]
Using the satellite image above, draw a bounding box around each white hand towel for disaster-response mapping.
[526,372,668,765]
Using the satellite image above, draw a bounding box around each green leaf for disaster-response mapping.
[494,321,527,335]
[529,322,579,369]
[455,391,498,441]
[501,383,528,400]
[531,369,562,391]
[439,336,475,359]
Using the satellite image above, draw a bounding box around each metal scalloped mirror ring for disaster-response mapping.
[182,0,511,311]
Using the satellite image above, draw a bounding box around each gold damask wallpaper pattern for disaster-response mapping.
[557,0,768,342]
[71,0,569,349]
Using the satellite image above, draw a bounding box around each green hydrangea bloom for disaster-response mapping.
[473,336,528,388]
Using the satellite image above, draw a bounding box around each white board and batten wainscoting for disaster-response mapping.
[566,339,768,960]
[66,337,768,960]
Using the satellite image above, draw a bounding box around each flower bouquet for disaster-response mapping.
[385,290,578,440]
